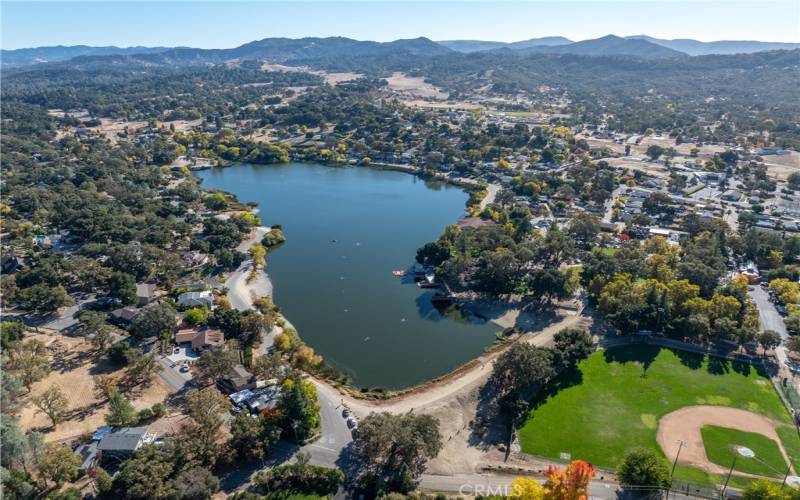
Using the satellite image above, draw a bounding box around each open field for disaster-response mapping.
[702,425,788,477]
[17,334,172,441]
[384,72,448,99]
[517,345,792,475]
[762,151,800,181]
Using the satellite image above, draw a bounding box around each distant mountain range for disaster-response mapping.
[0,45,171,67]
[624,35,800,56]
[3,34,799,68]
[439,36,573,53]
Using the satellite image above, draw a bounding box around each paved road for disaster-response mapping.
[156,356,192,392]
[419,473,706,499]
[749,285,787,338]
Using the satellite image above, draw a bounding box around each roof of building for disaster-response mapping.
[97,426,150,452]
[136,283,156,298]
[111,307,140,321]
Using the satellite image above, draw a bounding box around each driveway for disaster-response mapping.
[749,285,787,338]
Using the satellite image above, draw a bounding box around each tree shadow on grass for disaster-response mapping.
[674,349,704,370]
[603,344,660,373]
[707,356,730,375]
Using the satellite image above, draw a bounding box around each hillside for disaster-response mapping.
[627,35,800,55]
[0,45,170,67]
[438,36,572,53]
[520,35,686,58]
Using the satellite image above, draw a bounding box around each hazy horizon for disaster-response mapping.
[2,1,799,51]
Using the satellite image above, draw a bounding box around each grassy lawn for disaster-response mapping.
[672,465,758,491]
[518,345,791,471]
[776,425,800,472]
[701,425,787,477]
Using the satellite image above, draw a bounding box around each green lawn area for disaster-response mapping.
[776,425,800,472]
[518,345,792,471]
[701,425,787,477]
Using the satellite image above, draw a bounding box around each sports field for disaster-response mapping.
[701,425,787,477]
[518,345,797,482]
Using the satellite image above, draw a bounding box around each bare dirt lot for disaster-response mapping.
[657,405,791,475]
[260,62,362,86]
[763,152,800,181]
[17,335,171,442]
[384,72,448,100]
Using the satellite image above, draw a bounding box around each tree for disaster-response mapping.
[174,466,219,500]
[16,284,71,313]
[204,193,228,210]
[124,349,163,386]
[279,374,320,442]
[111,445,177,499]
[230,412,281,462]
[249,243,267,270]
[568,213,601,248]
[787,335,800,355]
[544,460,595,500]
[0,321,26,349]
[646,145,665,161]
[2,373,24,413]
[92,374,118,401]
[789,172,800,190]
[617,448,670,488]
[194,349,238,385]
[108,271,137,305]
[128,302,177,339]
[491,343,554,399]
[757,330,782,354]
[183,307,208,327]
[742,479,792,500]
[254,461,343,497]
[39,443,80,487]
[251,353,283,381]
[78,311,112,351]
[179,388,231,466]
[553,327,593,369]
[239,310,270,345]
[32,385,68,428]
[352,412,442,490]
[106,391,139,427]
[510,476,546,499]
[6,340,50,392]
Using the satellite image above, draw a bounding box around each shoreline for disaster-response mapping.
[214,161,505,396]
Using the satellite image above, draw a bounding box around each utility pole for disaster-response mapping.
[667,440,687,500]
[721,456,738,499]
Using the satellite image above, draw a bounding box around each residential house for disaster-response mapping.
[218,364,257,394]
[110,307,140,327]
[177,290,213,308]
[135,283,157,307]
[76,426,158,470]
[175,327,224,352]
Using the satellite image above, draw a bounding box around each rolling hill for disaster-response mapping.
[626,35,800,55]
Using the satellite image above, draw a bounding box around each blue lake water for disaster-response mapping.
[197,162,498,389]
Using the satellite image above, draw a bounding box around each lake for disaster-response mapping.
[197,162,498,389]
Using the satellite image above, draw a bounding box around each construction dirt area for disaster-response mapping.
[657,405,793,476]
[17,334,172,442]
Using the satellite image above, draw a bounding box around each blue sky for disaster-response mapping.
[2,1,798,50]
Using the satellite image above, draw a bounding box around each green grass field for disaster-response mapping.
[518,345,792,473]
[701,425,787,477]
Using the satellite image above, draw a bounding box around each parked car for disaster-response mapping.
[342,407,350,417]
[347,417,358,429]
[180,363,190,373]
